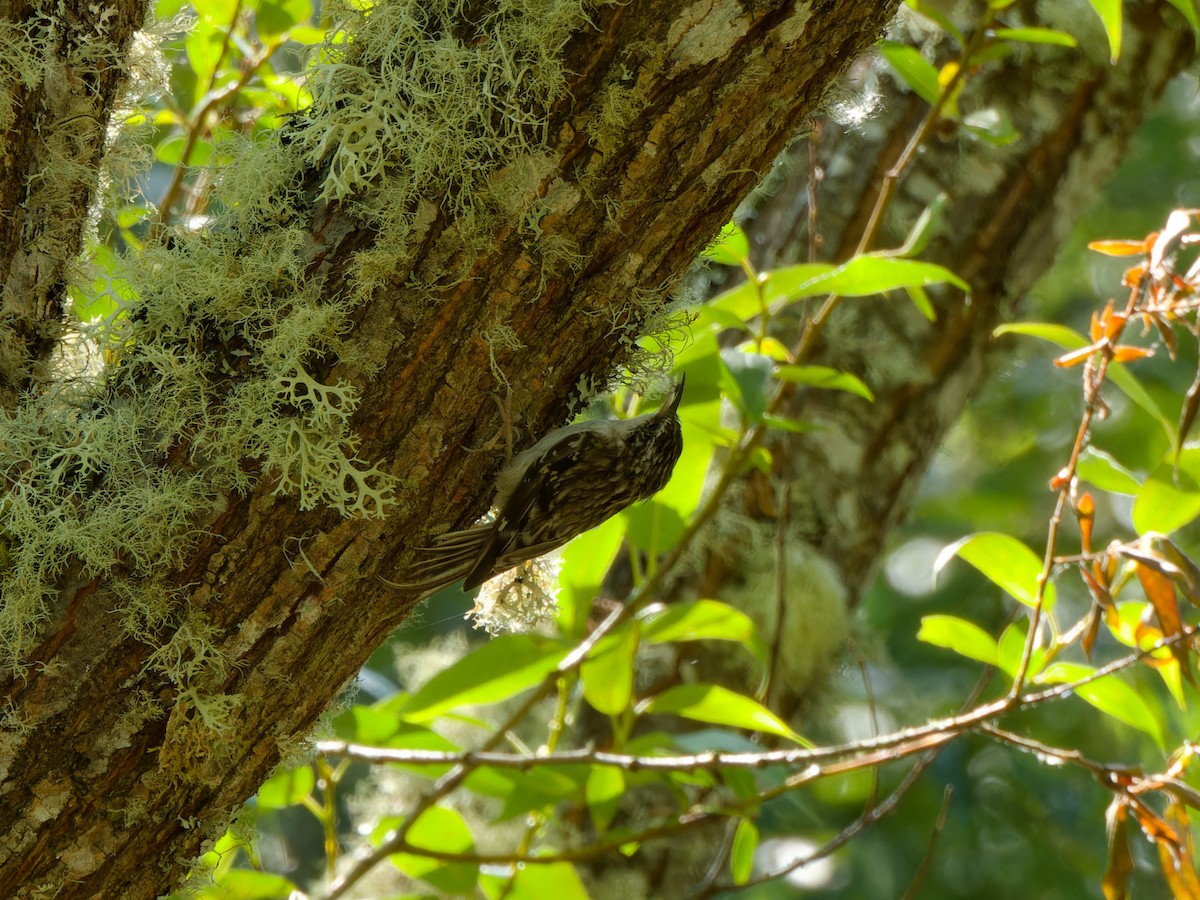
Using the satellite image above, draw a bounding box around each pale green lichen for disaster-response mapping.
[0,0,606,673]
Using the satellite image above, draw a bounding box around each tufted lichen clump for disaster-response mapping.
[0,0,601,674]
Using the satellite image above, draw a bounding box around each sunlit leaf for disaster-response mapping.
[481,860,589,900]
[997,620,1045,680]
[775,365,874,401]
[1133,449,1200,535]
[558,515,625,637]
[209,869,297,899]
[641,599,767,661]
[880,41,940,104]
[992,26,1078,47]
[389,807,479,895]
[703,222,751,268]
[1039,663,1165,748]
[917,614,999,666]
[258,0,312,38]
[935,532,1056,610]
[730,818,759,885]
[256,765,313,809]
[400,635,567,722]
[1087,0,1122,61]
[1077,447,1142,495]
[586,766,624,833]
[763,255,968,308]
[582,623,638,715]
[638,683,808,745]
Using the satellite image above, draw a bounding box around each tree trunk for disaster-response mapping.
[692,0,1193,714]
[0,1,900,896]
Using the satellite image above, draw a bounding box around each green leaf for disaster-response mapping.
[992,27,1078,47]
[935,532,1056,610]
[641,599,767,661]
[993,322,1175,448]
[638,683,808,745]
[257,0,311,37]
[730,818,759,885]
[1087,0,1122,62]
[558,515,625,637]
[622,498,686,556]
[703,222,751,267]
[210,869,298,899]
[775,365,874,401]
[330,704,401,743]
[1077,446,1142,495]
[720,349,774,423]
[760,413,819,434]
[907,285,936,321]
[192,0,239,23]
[896,193,948,259]
[481,861,589,900]
[156,135,214,167]
[763,255,969,308]
[582,624,638,715]
[1166,0,1200,33]
[586,766,624,833]
[917,615,999,666]
[400,634,567,722]
[389,807,479,895]
[1133,448,1200,535]
[880,41,940,104]
[996,620,1045,680]
[185,21,225,92]
[256,765,313,809]
[704,278,768,324]
[1039,663,1164,748]
[909,0,964,43]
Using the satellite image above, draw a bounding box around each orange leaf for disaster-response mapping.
[1156,802,1200,899]
[1112,345,1154,363]
[1077,492,1096,552]
[1090,238,1151,257]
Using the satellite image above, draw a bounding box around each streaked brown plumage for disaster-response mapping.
[390,378,685,596]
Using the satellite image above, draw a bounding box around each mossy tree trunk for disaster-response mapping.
[0,1,902,897]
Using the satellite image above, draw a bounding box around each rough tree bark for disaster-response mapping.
[0,1,901,897]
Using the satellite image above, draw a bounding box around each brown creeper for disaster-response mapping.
[391,377,686,596]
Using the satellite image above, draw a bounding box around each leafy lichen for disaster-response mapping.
[0,0,603,675]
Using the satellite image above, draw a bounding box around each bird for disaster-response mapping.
[387,377,686,597]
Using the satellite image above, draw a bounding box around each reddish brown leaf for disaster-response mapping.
[1133,560,1193,683]
[1179,361,1200,451]
[1082,603,1102,661]
[1149,312,1179,360]
[1156,539,1200,608]
[1135,562,1185,639]
[1103,799,1133,900]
